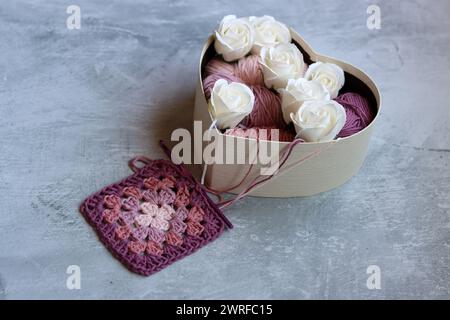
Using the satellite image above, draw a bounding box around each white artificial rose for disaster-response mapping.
[279,78,331,124]
[208,79,254,129]
[248,15,291,54]
[214,15,254,62]
[290,99,346,142]
[304,62,345,99]
[259,43,306,90]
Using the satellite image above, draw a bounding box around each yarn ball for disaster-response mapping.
[240,85,286,129]
[225,127,296,142]
[204,55,264,86]
[235,55,265,86]
[335,92,375,138]
[203,55,286,129]
[204,56,236,76]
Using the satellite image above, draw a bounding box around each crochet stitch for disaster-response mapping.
[80,159,232,276]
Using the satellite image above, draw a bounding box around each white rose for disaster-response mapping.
[214,15,254,62]
[248,15,291,54]
[279,78,330,124]
[304,62,345,99]
[290,100,346,142]
[208,79,254,129]
[259,43,306,90]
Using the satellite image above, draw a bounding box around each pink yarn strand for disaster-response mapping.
[218,139,334,209]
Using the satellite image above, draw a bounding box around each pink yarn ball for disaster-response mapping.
[235,55,265,86]
[204,56,236,78]
[225,127,296,142]
[240,85,286,129]
[335,92,375,138]
[203,55,264,86]
[203,55,286,130]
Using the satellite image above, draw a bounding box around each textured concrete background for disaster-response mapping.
[0,0,449,299]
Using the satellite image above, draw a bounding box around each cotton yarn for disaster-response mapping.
[203,55,374,141]
[204,56,236,77]
[235,55,265,86]
[335,92,375,138]
[204,55,265,86]
[203,55,286,130]
[239,85,285,129]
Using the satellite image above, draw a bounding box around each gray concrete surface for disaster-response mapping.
[0,0,449,299]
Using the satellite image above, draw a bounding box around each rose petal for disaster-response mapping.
[214,15,254,62]
[304,62,344,99]
[209,79,255,129]
[280,78,330,124]
[290,99,346,142]
[260,43,306,90]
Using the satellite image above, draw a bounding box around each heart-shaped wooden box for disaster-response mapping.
[192,29,381,197]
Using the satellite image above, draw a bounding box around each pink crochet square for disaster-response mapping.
[79,159,232,276]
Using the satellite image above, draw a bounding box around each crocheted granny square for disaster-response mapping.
[80,159,232,276]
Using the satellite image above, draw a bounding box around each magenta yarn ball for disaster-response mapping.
[334,92,375,138]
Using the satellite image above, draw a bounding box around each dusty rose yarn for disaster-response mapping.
[240,85,286,129]
[204,55,264,86]
[204,56,236,78]
[80,157,233,276]
[335,92,375,138]
[203,55,286,130]
[235,55,265,86]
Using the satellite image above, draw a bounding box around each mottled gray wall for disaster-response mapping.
[0,0,449,299]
